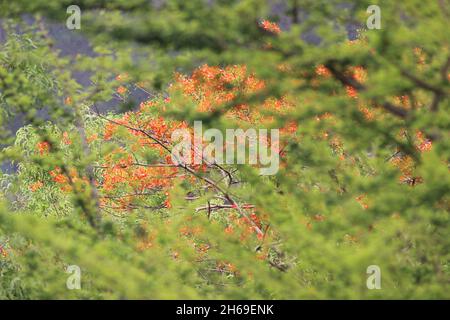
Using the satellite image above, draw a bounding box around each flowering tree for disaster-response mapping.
[0,0,448,299]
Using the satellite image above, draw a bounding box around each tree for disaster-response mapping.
[0,0,448,299]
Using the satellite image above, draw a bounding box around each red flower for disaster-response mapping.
[37,141,50,155]
[116,86,127,95]
[260,20,281,34]
[30,181,43,192]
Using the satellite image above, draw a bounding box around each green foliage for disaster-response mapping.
[0,0,449,299]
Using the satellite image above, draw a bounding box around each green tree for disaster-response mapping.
[0,0,448,299]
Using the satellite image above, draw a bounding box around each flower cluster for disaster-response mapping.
[259,20,281,34]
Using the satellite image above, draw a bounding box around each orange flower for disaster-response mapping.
[416,131,432,152]
[224,225,234,234]
[0,245,7,258]
[117,86,127,95]
[355,194,369,209]
[87,133,98,144]
[164,192,171,208]
[115,73,129,81]
[260,20,281,34]
[64,96,72,105]
[359,106,375,121]
[37,141,50,155]
[62,132,72,145]
[30,181,43,192]
[316,65,331,77]
[49,167,68,184]
[351,66,367,83]
[103,123,117,140]
[346,86,358,99]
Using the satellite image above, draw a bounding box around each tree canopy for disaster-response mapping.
[0,0,449,299]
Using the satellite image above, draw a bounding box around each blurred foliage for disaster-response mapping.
[0,0,449,299]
